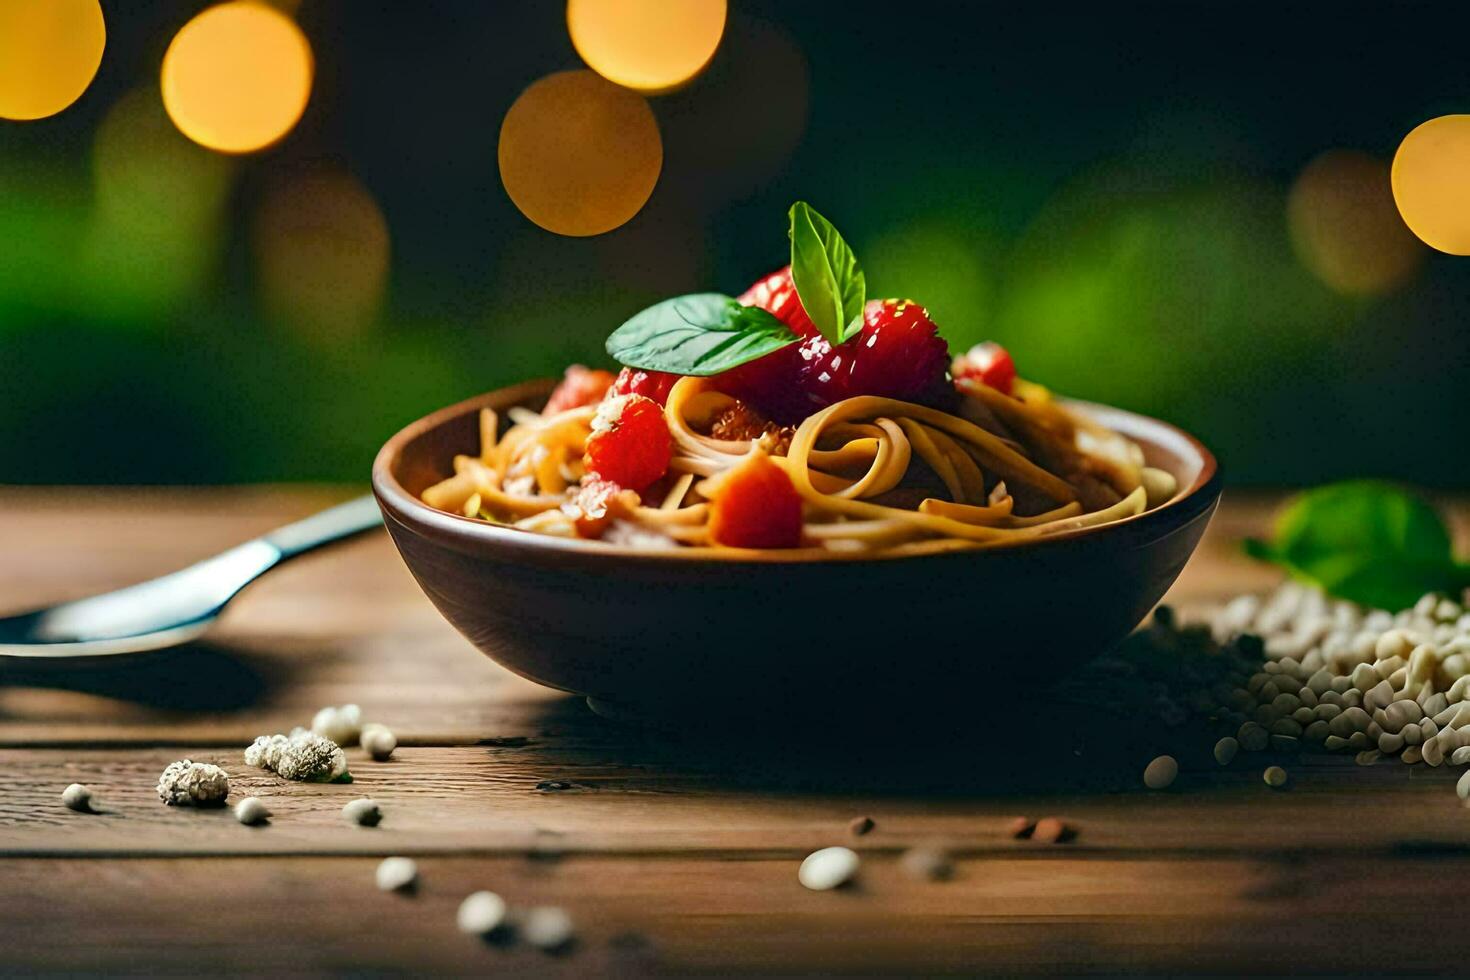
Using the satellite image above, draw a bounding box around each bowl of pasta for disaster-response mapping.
[371,203,1222,718]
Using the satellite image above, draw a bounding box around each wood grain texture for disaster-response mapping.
[2,487,1469,975]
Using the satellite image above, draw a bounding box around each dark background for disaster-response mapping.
[2,0,1467,486]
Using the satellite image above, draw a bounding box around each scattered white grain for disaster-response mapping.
[342,797,382,827]
[1263,766,1289,788]
[522,906,575,950]
[1143,755,1178,790]
[61,783,94,813]
[361,724,397,762]
[456,891,507,935]
[375,857,417,892]
[234,796,270,825]
[798,846,860,891]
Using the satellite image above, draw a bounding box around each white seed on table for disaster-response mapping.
[1378,731,1405,754]
[1365,680,1394,711]
[1384,700,1423,733]
[522,906,575,950]
[1348,731,1371,750]
[1238,722,1269,752]
[362,725,397,762]
[1330,675,1354,694]
[234,797,270,825]
[1423,719,1439,739]
[342,798,382,827]
[1143,755,1178,790]
[1271,692,1301,714]
[1298,687,1318,708]
[1423,738,1446,767]
[1453,746,1470,766]
[1388,667,1408,690]
[1424,692,1449,718]
[1402,723,1424,746]
[1248,673,1271,694]
[1320,690,1344,708]
[1450,677,1470,704]
[1292,706,1315,725]
[456,891,508,935]
[1307,668,1334,695]
[1272,718,1304,738]
[1304,720,1330,742]
[1261,682,1281,702]
[1402,745,1424,765]
[1367,721,1383,740]
[1376,653,1408,679]
[1316,703,1342,721]
[1350,663,1378,691]
[1263,766,1289,788]
[799,846,860,891]
[375,856,418,892]
[1213,737,1239,766]
[1325,735,1350,751]
[1355,750,1381,766]
[61,783,94,813]
[1263,661,1283,675]
[1342,689,1364,707]
[1377,631,1415,662]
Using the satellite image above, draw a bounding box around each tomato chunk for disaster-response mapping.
[563,477,639,538]
[583,394,671,491]
[544,365,615,415]
[952,342,1016,395]
[707,451,804,549]
[608,366,681,406]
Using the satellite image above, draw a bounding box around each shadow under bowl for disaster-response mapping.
[372,381,1222,719]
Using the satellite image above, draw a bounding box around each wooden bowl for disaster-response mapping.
[372,382,1222,719]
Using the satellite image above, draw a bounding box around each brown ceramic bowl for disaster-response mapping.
[372,381,1221,719]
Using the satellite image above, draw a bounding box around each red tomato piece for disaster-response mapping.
[952,341,1016,395]
[544,364,615,415]
[583,394,672,491]
[608,366,681,406]
[707,452,804,549]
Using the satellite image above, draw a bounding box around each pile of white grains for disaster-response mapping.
[1144,582,1470,794]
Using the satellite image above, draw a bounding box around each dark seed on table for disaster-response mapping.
[1005,816,1036,839]
[1031,817,1076,844]
[848,815,875,836]
[900,846,954,881]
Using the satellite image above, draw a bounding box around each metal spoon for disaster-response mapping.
[0,495,382,659]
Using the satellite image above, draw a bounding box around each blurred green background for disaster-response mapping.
[1,1,1467,486]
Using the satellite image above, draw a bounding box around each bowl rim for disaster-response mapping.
[372,380,1222,565]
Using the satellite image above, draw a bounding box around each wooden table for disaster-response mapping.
[2,487,1467,975]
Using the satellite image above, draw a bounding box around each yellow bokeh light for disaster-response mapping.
[1288,150,1424,297]
[568,0,726,94]
[499,70,662,237]
[1392,115,1470,256]
[0,0,105,120]
[161,1,313,154]
[253,170,391,339]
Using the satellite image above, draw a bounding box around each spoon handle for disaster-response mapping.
[264,495,383,559]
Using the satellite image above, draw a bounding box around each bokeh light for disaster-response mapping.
[498,70,662,237]
[161,1,313,154]
[78,87,235,318]
[1287,150,1423,296]
[1392,115,1470,256]
[0,0,105,121]
[253,170,391,339]
[567,0,726,94]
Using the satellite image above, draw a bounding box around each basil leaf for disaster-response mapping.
[1244,480,1470,610]
[788,201,866,344]
[606,293,800,376]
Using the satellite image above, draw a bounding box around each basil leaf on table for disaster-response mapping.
[788,201,866,344]
[605,293,800,376]
[1244,480,1470,611]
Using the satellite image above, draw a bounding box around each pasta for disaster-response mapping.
[420,372,1179,554]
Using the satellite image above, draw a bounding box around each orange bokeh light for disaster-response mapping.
[498,70,662,237]
[0,0,105,121]
[161,1,313,154]
[1288,150,1423,296]
[254,170,391,339]
[567,0,726,94]
[1392,114,1470,256]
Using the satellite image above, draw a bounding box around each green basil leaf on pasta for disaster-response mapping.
[606,293,800,376]
[1244,480,1470,610]
[788,201,866,345]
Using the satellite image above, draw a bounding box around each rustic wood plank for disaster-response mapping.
[0,851,1462,975]
[3,743,1469,856]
